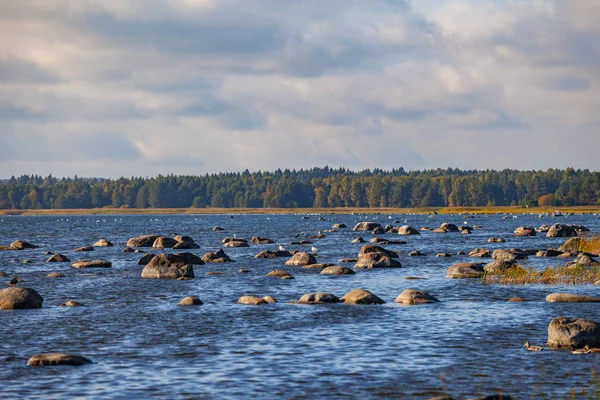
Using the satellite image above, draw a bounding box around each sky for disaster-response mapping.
[0,0,599,178]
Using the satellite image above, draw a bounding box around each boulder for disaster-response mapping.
[265,270,293,279]
[408,250,425,257]
[358,244,398,258]
[254,250,292,259]
[492,249,528,262]
[8,240,38,250]
[353,222,381,231]
[435,223,460,233]
[147,253,204,267]
[558,237,586,253]
[285,252,317,266]
[351,237,366,244]
[137,253,156,265]
[513,227,536,237]
[446,262,485,278]
[536,249,562,257]
[173,235,199,249]
[484,260,517,274]
[546,293,600,303]
[320,266,355,275]
[355,253,402,268]
[127,235,160,247]
[397,225,420,235]
[71,260,112,269]
[573,254,598,266]
[547,317,600,349]
[487,238,505,243]
[469,248,491,258]
[141,263,194,280]
[436,253,452,257]
[223,239,249,248]
[237,296,267,305]
[202,249,232,263]
[338,258,358,263]
[547,224,579,238]
[297,292,340,304]
[332,223,347,229]
[0,287,43,309]
[47,272,65,278]
[152,236,179,249]
[536,224,551,233]
[341,289,385,305]
[372,227,385,234]
[251,236,274,244]
[27,353,92,366]
[122,247,134,253]
[508,297,525,302]
[262,296,277,303]
[92,238,113,247]
[46,253,70,263]
[177,296,203,306]
[74,246,94,252]
[212,227,225,231]
[394,289,440,305]
[301,263,333,269]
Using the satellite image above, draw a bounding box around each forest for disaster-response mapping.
[0,167,598,209]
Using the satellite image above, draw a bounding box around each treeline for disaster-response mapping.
[0,167,598,209]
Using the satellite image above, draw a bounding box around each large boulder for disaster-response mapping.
[513,227,536,237]
[547,317,600,349]
[152,236,179,249]
[397,225,420,235]
[546,293,600,303]
[297,292,340,304]
[141,262,194,279]
[8,240,38,250]
[484,260,517,274]
[202,249,232,263]
[147,253,204,267]
[394,289,440,305]
[433,223,459,233]
[446,262,485,278]
[127,235,161,247]
[137,253,156,265]
[285,252,317,266]
[254,250,292,259]
[355,253,401,268]
[0,287,43,309]
[358,244,398,258]
[546,224,579,238]
[558,237,586,253]
[341,289,385,305]
[492,249,528,262]
[353,222,381,231]
[71,260,112,269]
[251,236,274,244]
[27,353,92,366]
[92,238,113,247]
[536,249,563,257]
[469,248,491,258]
[46,253,70,263]
[320,266,355,275]
[223,239,249,248]
[173,235,200,249]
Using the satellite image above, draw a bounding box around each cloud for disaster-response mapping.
[0,0,598,178]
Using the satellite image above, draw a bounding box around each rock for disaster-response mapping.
[508,297,525,302]
[433,223,460,233]
[8,240,38,250]
[46,253,70,263]
[177,296,203,306]
[408,250,425,257]
[546,293,600,303]
[147,253,204,267]
[301,263,333,269]
[223,239,249,248]
[238,269,249,273]
[484,260,517,274]
[237,296,267,305]
[341,289,385,305]
[351,237,366,244]
[137,253,156,265]
[436,253,452,257]
[251,236,274,244]
[573,254,598,266]
[265,270,293,279]
[212,227,225,231]
[558,237,586,253]
[254,250,292,258]
[487,238,505,243]
[152,236,179,249]
[535,249,562,257]
[353,222,381,231]
[394,289,440,305]
[47,272,65,278]
[127,235,160,247]
[355,252,402,269]
[297,292,340,304]
[397,225,420,235]
[285,252,317,266]
[0,271,7,277]
[288,240,312,245]
[370,238,406,245]
[202,249,232,263]
[74,246,94,252]
[59,300,84,307]
[469,248,491,258]
[141,262,194,280]
[513,227,536,237]
[547,317,600,349]
[173,235,199,249]
[460,226,473,234]
[536,224,551,233]
[358,244,398,258]
[0,287,43,309]
[457,251,466,255]
[547,224,579,238]
[320,266,355,275]
[492,249,528,262]
[27,353,92,366]
[332,223,347,229]
[262,296,277,303]
[446,262,485,278]
[122,247,134,253]
[92,238,113,247]
[71,260,112,269]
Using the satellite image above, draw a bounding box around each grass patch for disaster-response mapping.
[482,265,600,285]
[578,236,600,255]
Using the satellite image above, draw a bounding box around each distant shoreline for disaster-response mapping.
[1,206,599,216]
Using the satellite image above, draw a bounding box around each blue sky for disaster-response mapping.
[0,0,599,178]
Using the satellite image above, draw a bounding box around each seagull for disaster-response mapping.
[233,233,237,239]
[311,246,318,254]
[278,245,285,251]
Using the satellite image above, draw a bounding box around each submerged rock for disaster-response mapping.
[8,240,38,250]
[251,236,274,244]
[254,250,292,258]
[27,353,92,366]
[320,266,355,275]
[394,289,440,305]
[265,270,294,279]
[237,296,267,305]
[341,289,385,305]
[297,292,340,304]
[71,260,112,269]
[177,296,203,306]
[92,238,113,247]
[73,246,94,252]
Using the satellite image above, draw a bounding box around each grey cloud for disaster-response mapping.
[67,134,142,161]
[0,56,61,83]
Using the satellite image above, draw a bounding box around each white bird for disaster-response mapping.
[278,245,285,251]
[311,246,318,254]
[233,233,237,239]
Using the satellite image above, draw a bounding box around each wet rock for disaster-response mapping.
[265,270,293,279]
[288,240,312,245]
[573,254,598,266]
[92,238,113,247]
[394,289,440,305]
[513,227,536,237]
[47,272,65,278]
[332,223,347,229]
[456,251,466,256]
[341,289,385,305]
[137,253,156,265]
[397,225,420,235]
[484,260,517,274]
[460,226,473,234]
[173,235,199,249]
[147,253,204,266]
[432,222,460,233]
[27,353,92,366]
[8,240,38,250]
[487,238,505,243]
[59,300,84,307]
[122,247,134,253]
[237,296,267,305]
[492,249,528,262]
[338,258,358,263]
[408,250,425,257]
[446,262,485,278]
[547,317,600,349]
[262,296,277,303]
[546,293,600,303]
[508,297,525,302]
[74,246,94,252]
[212,227,225,231]
[71,260,112,269]
[0,287,43,309]
[238,269,250,273]
[127,235,160,248]
[254,250,292,258]
[546,224,579,238]
[152,236,179,249]
[536,224,551,233]
[358,244,398,258]
[46,253,70,263]
[558,237,586,253]
[251,236,274,244]
[0,271,7,277]
[301,263,333,269]
[353,222,381,231]
[535,249,562,257]
[202,249,233,263]
[351,236,366,244]
[469,248,491,258]
[177,296,203,306]
[297,292,340,304]
[320,266,355,275]
[355,252,401,268]
[223,239,249,248]
[436,253,452,257]
[372,227,385,234]
[284,252,317,266]
[141,262,194,280]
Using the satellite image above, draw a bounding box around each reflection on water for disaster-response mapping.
[1,213,600,398]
